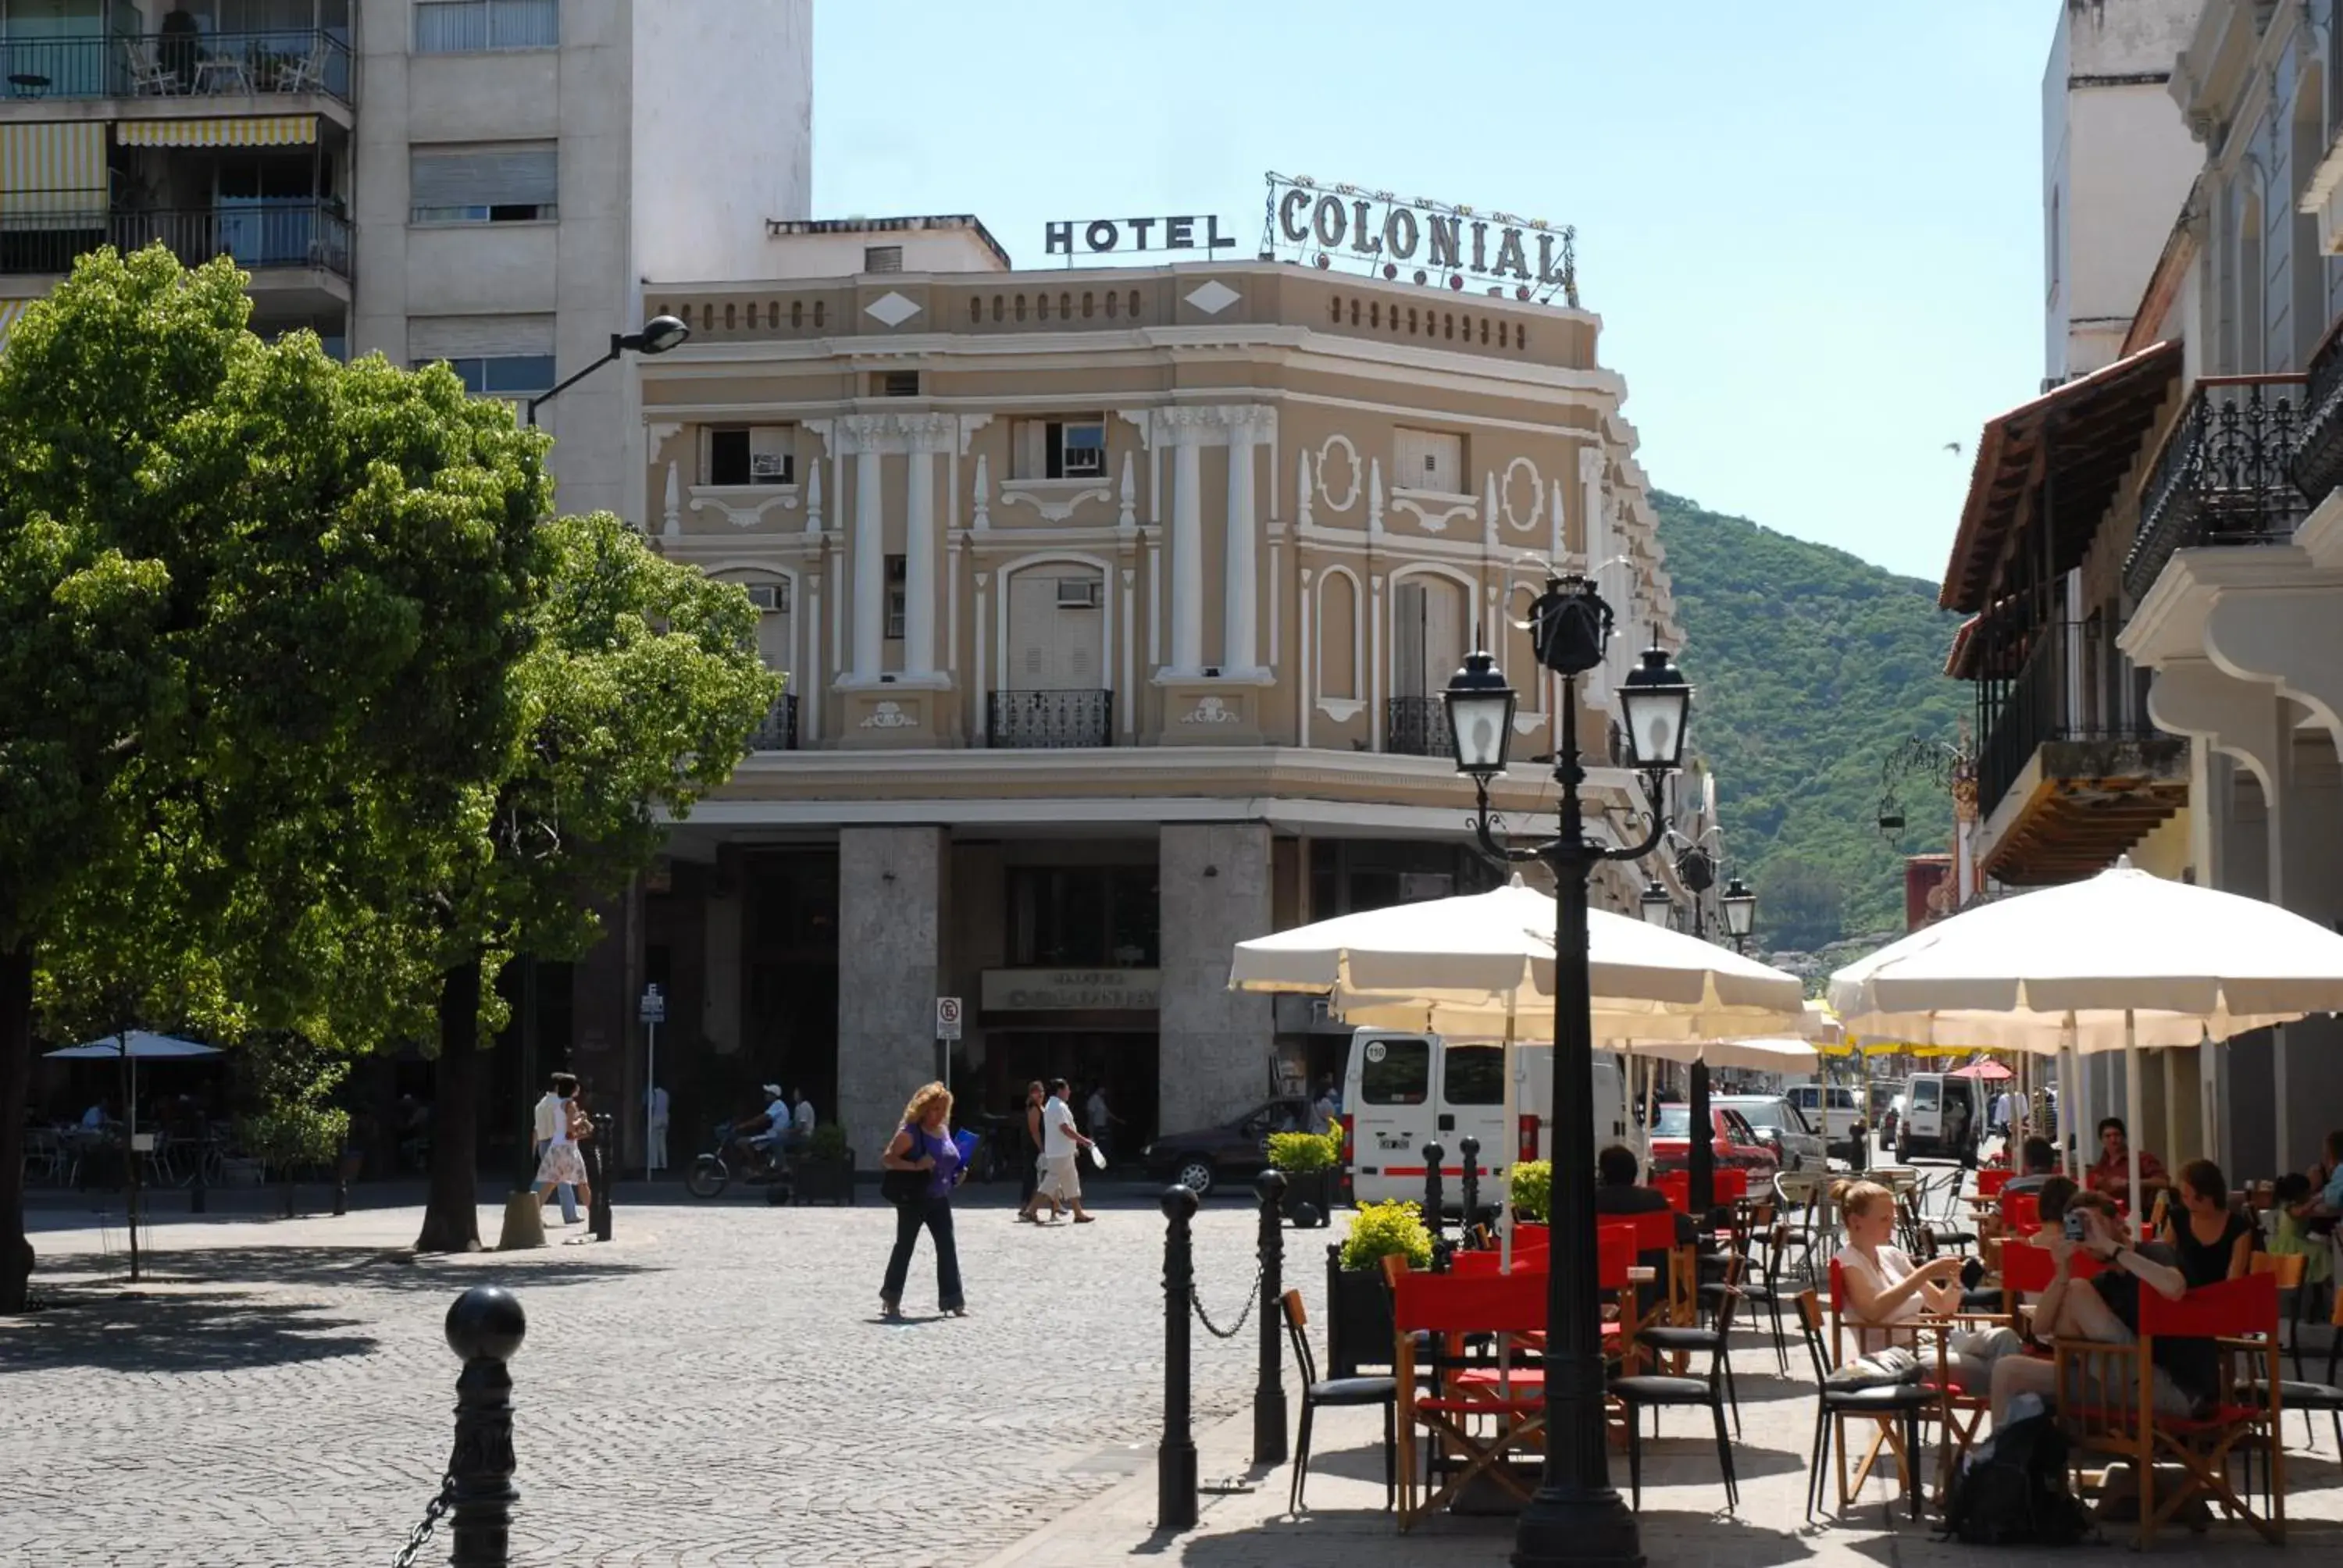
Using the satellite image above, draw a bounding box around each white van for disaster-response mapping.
[1895,1071,1981,1166]
[1343,1028,1628,1207]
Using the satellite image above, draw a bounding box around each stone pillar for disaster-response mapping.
[1171,437,1204,675]
[1158,823,1272,1134]
[852,444,884,679]
[1223,421,1257,674]
[905,442,937,675]
[836,827,945,1162]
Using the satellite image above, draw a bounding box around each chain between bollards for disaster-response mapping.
[1253,1168,1288,1467]
[1158,1183,1199,1532]
[444,1284,525,1567]
[589,1113,615,1242]
[1458,1135,1482,1237]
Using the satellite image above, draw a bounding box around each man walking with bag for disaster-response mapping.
[1037,1078,1096,1224]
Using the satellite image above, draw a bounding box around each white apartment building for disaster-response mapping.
[0,0,813,520]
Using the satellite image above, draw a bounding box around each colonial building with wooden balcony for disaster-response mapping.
[622,216,1692,1158]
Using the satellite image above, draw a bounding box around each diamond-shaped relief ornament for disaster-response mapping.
[1184,280,1240,315]
[864,290,922,328]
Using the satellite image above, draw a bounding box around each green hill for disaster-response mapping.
[1653,490,1968,950]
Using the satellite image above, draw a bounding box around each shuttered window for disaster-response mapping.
[410,143,557,223]
[415,0,559,52]
[408,314,555,361]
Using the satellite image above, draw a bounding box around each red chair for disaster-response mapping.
[2002,1192,2041,1236]
[1393,1267,1551,1530]
[1653,1171,1691,1213]
[1999,1237,2102,1319]
[1714,1168,1750,1206]
[1977,1168,2013,1199]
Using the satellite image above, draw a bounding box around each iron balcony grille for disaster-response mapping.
[0,30,353,103]
[989,689,1111,748]
[0,205,353,280]
[749,693,798,753]
[2294,324,2343,504]
[1974,620,2162,818]
[2123,376,2307,600]
[1384,695,1447,757]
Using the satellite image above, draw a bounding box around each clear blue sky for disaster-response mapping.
[812,2,2056,586]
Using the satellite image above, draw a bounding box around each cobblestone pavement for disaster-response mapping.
[0,1185,1294,1568]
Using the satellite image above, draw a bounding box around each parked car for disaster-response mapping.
[1646,1104,1779,1178]
[1142,1096,1314,1199]
[1714,1094,1825,1171]
[1895,1072,1981,1166]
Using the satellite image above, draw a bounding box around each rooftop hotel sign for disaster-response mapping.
[1260,173,1578,307]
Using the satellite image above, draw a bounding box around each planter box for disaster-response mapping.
[792,1153,854,1206]
[1275,1167,1339,1227]
[1324,1243,1399,1378]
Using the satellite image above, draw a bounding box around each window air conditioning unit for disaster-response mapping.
[1056,578,1103,609]
[1398,872,1453,902]
[749,452,791,482]
[745,583,786,611]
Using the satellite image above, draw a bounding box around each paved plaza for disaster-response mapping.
[5,1181,2343,1567]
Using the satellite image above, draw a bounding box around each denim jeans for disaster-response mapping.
[882,1194,964,1311]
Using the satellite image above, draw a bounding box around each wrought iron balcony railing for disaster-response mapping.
[2122,375,2308,600]
[1384,695,1448,757]
[749,693,798,752]
[0,205,352,280]
[2294,323,2343,504]
[0,30,352,104]
[989,689,1111,749]
[1974,620,2163,818]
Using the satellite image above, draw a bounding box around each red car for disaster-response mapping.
[1646,1103,1780,1178]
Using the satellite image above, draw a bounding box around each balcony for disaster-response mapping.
[2294,323,2343,504]
[749,693,797,753]
[989,689,1111,749]
[2122,376,2308,600]
[1973,621,2185,886]
[1384,695,1446,757]
[0,204,351,301]
[0,30,351,106]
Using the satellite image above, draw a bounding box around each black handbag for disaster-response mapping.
[880,1125,930,1205]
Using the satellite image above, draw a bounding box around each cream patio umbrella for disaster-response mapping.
[1829,857,2343,1216]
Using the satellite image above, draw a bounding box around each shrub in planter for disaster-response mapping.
[1508,1160,1551,1225]
[1340,1199,1434,1271]
[793,1124,854,1205]
[1325,1200,1431,1377]
[1268,1131,1342,1225]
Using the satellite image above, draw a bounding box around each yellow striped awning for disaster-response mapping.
[119,115,317,149]
[0,123,106,220]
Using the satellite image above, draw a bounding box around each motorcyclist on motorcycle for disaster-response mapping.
[740,1083,794,1167]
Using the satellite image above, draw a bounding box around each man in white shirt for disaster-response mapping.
[792,1091,816,1143]
[644,1083,669,1173]
[1084,1085,1119,1164]
[533,1072,580,1224]
[1038,1077,1095,1224]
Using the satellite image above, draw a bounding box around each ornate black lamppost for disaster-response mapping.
[1720,875,1757,954]
[1442,572,1690,1568]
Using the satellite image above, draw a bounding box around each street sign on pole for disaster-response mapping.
[638,985,666,1025]
[640,985,665,1176]
[935,997,963,1041]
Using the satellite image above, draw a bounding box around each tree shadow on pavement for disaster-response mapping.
[0,1288,378,1374]
[24,1243,659,1299]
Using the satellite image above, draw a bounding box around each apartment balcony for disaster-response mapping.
[0,30,351,114]
[988,689,1112,749]
[2122,376,2309,601]
[2293,324,2343,504]
[0,204,351,306]
[1973,622,2186,887]
[748,693,798,753]
[1384,695,1446,758]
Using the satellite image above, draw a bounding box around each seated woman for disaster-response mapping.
[1833,1180,2024,1392]
[1987,1189,2201,1428]
[2158,1157,2256,1287]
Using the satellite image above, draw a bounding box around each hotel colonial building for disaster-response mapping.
[576,215,1697,1160]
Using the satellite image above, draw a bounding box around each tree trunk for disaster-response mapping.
[0,941,33,1311]
[413,951,485,1254]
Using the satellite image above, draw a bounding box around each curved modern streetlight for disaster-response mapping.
[1441,572,1690,1568]
[524,312,694,427]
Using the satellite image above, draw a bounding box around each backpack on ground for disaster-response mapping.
[1939,1411,2095,1547]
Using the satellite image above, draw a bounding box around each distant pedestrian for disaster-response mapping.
[879,1082,967,1320]
[1085,1083,1123,1165]
[1037,1077,1096,1224]
[533,1073,581,1224]
[1016,1080,1057,1223]
[1313,1076,1342,1136]
[533,1078,591,1222]
[645,1082,669,1173]
[792,1087,817,1149]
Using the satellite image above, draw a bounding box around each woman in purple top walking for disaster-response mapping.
[879,1081,968,1320]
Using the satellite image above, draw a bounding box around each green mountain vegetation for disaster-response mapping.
[1653,490,1968,951]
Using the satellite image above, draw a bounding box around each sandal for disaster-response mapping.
[1074,1214,1096,1224]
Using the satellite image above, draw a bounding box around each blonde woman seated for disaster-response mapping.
[1833,1180,2025,1394]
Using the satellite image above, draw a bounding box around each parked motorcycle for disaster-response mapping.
[685,1120,794,1202]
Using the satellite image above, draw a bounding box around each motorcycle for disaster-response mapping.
[685,1119,795,1202]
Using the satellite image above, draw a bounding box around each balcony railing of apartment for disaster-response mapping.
[0,30,352,104]
[2122,375,2308,600]
[0,204,352,279]
[1385,695,1447,757]
[989,689,1112,749]
[2293,321,2343,504]
[1974,620,2161,817]
[748,693,798,753]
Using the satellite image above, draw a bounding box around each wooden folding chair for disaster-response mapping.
[1828,1257,2011,1502]
[2051,1270,2284,1549]
[1393,1267,1551,1531]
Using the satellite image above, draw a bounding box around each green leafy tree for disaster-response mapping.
[0,247,547,1310]
[1756,857,1846,954]
[232,1032,351,1220]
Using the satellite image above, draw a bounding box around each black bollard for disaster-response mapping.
[1158,1183,1199,1531]
[1458,1135,1482,1236]
[1422,1141,1453,1272]
[589,1114,614,1242]
[1254,1169,1289,1467]
[444,1285,525,1568]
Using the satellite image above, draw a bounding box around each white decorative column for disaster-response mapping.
[1170,422,1205,675]
[904,429,938,675]
[1223,413,1259,674]
[851,422,884,679]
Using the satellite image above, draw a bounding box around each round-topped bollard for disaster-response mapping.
[445,1283,526,1363]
